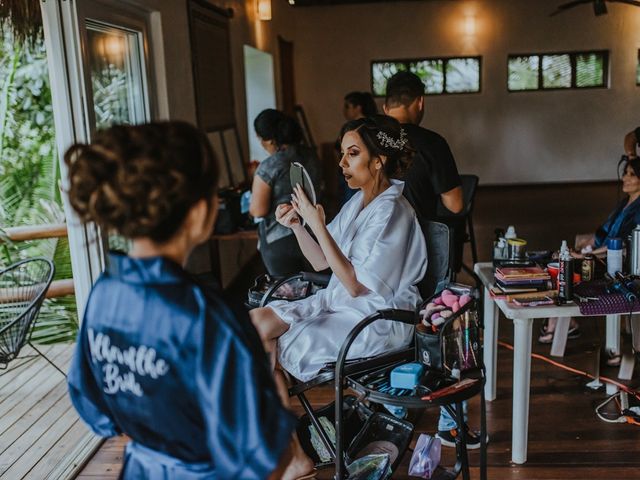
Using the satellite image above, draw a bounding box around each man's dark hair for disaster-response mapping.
[385,71,425,108]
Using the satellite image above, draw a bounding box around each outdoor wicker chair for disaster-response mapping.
[0,257,64,376]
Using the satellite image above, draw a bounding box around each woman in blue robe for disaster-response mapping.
[65,122,302,479]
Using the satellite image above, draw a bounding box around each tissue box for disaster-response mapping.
[390,362,424,390]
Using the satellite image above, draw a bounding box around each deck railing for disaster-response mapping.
[2,223,74,298]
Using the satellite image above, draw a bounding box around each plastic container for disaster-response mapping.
[607,237,624,276]
[390,362,424,390]
[416,285,481,373]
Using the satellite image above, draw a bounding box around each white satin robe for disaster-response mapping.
[268,180,427,381]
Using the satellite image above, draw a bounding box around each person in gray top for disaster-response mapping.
[250,109,320,277]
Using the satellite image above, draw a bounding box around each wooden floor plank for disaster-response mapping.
[0,401,77,478]
[0,344,59,393]
[0,380,68,455]
[0,346,74,435]
[26,417,90,480]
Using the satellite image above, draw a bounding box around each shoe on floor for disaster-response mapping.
[537,324,581,344]
[436,428,487,450]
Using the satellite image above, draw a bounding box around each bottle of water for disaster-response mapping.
[607,237,623,277]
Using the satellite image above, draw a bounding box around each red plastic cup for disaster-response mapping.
[547,262,559,287]
[547,262,581,287]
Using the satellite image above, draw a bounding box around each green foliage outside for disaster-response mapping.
[0,25,78,344]
[372,58,480,97]
[509,53,605,91]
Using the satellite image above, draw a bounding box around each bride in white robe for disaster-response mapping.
[272,179,426,381]
[250,115,426,479]
[251,114,427,382]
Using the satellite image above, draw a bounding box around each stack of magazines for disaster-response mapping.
[492,266,551,294]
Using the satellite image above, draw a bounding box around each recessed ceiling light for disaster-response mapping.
[289,0,295,4]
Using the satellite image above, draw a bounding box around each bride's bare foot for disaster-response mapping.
[282,454,315,480]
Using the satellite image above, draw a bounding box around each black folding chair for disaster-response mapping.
[0,258,65,376]
[437,174,480,277]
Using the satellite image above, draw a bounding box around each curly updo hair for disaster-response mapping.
[64,121,219,243]
[253,108,303,148]
[339,114,414,179]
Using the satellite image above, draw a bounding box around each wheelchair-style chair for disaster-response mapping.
[250,221,487,479]
[0,258,64,376]
[437,174,479,277]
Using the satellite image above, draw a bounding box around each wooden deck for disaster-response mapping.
[0,344,101,480]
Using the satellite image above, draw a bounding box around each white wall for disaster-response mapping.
[287,0,640,184]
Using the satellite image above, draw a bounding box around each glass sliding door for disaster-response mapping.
[82,1,155,255]
[86,21,149,129]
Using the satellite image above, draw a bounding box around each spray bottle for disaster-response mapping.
[558,240,574,303]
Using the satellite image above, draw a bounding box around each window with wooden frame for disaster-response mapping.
[508,50,608,92]
[371,56,481,97]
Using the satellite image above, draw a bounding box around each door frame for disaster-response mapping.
[41,0,157,319]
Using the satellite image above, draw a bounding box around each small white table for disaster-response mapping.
[474,262,623,464]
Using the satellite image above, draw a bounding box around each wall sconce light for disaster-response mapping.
[464,15,476,36]
[257,0,272,21]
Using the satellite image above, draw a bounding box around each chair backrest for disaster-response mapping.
[419,221,452,299]
[0,258,54,367]
[460,174,479,217]
[435,174,479,273]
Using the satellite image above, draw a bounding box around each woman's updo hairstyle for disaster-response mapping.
[253,108,303,148]
[339,114,414,179]
[64,121,219,243]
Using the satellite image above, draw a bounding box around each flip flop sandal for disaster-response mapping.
[567,325,581,340]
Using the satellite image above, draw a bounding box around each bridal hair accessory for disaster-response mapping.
[376,128,408,150]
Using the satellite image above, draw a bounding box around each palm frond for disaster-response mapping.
[30,296,78,344]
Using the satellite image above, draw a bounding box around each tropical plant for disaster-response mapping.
[0,23,78,344]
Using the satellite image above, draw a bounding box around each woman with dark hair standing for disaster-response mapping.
[65,122,302,479]
[343,91,378,121]
[250,109,320,277]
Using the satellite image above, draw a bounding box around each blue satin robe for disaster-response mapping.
[68,253,296,479]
